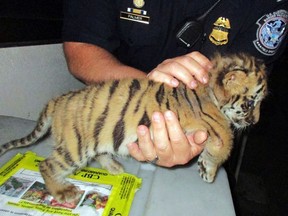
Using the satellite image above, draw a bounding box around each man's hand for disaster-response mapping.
[127,111,207,167]
[147,51,212,88]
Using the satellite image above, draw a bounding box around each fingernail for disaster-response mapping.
[207,63,213,69]
[202,76,209,84]
[164,111,173,120]
[190,80,198,89]
[152,112,161,123]
[137,125,146,136]
[171,79,179,87]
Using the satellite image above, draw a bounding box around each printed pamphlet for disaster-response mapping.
[0,152,141,216]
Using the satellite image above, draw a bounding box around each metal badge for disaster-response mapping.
[133,0,145,8]
[209,17,231,45]
[120,7,149,24]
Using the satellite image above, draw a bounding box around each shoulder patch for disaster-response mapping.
[253,9,288,56]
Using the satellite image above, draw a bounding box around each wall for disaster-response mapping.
[0,44,84,120]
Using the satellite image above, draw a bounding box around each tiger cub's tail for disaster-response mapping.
[0,100,55,156]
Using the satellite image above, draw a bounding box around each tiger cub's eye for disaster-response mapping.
[246,100,254,108]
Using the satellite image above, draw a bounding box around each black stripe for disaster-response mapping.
[257,76,263,85]
[183,87,195,113]
[36,122,43,132]
[20,138,26,145]
[64,151,76,167]
[109,80,120,96]
[113,80,141,151]
[43,159,56,174]
[231,95,240,106]
[87,85,105,124]
[134,90,148,113]
[176,110,180,122]
[56,146,64,155]
[81,87,93,133]
[216,71,225,87]
[156,83,165,105]
[74,127,83,162]
[31,131,37,139]
[27,134,33,142]
[97,81,105,87]
[244,87,249,94]
[134,80,152,113]
[192,90,203,110]
[148,80,154,86]
[202,119,223,146]
[113,119,125,151]
[172,88,179,103]
[231,67,249,73]
[256,84,265,94]
[93,106,109,151]
[47,160,55,173]
[138,111,151,127]
[54,160,66,170]
[11,140,19,147]
[166,100,170,110]
[3,143,10,149]
[130,79,141,95]
[66,90,80,103]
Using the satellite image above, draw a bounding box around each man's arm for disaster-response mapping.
[63,42,146,84]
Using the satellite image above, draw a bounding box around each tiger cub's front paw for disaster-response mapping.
[53,184,82,203]
[197,154,217,183]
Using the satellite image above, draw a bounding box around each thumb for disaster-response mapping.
[187,130,208,145]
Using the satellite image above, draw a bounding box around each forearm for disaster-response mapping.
[63,42,146,84]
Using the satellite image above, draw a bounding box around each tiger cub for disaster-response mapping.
[0,53,267,203]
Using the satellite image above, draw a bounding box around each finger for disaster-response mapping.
[186,132,206,157]
[152,60,199,89]
[187,51,213,71]
[192,130,208,145]
[136,125,157,162]
[186,51,213,84]
[150,112,174,166]
[163,111,192,165]
[127,142,146,161]
[147,69,179,87]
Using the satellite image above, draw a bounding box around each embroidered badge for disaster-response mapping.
[253,9,288,56]
[209,17,231,45]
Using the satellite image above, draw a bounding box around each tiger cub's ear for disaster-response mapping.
[223,71,247,94]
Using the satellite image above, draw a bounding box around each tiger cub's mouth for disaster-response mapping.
[231,116,257,129]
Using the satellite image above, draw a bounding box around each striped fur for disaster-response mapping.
[0,53,267,202]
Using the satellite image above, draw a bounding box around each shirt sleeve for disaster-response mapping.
[62,0,120,52]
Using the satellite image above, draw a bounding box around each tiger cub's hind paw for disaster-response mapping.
[104,159,124,175]
[197,154,216,183]
[96,154,124,175]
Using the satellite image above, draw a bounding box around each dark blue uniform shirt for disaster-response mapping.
[63,0,288,72]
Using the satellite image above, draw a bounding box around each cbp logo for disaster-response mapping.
[254,9,288,56]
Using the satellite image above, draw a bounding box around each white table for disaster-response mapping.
[0,115,236,216]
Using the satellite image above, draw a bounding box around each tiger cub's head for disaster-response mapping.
[209,53,268,129]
